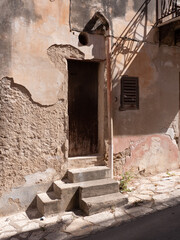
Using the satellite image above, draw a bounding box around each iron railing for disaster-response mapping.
[156,0,180,23]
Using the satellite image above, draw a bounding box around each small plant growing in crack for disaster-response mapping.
[110,206,115,213]
[119,171,132,193]
[166,171,175,177]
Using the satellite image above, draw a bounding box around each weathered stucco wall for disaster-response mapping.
[0,0,106,215]
[112,22,180,175]
[0,0,105,105]
[70,0,177,177]
[94,0,180,176]
[1,0,180,215]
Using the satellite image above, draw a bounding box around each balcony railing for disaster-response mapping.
[156,0,180,23]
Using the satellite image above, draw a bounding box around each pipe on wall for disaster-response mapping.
[106,29,113,179]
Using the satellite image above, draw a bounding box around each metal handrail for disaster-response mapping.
[156,0,180,23]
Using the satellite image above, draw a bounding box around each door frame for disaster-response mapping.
[67,59,105,159]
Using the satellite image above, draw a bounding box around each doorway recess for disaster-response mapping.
[68,60,99,157]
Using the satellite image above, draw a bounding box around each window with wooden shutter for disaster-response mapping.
[120,76,139,110]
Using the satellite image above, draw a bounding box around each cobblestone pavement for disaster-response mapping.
[1,169,180,240]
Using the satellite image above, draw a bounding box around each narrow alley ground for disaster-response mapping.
[80,204,180,240]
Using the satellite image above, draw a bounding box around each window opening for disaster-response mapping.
[120,76,139,110]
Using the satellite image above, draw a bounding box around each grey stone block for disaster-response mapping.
[80,192,128,215]
[68,166,111,183]
[79,178,119,198]
[37,192,61,216]
[53,180,79,211]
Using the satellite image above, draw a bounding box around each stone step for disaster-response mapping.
[80,192,128,215]
[68,166,111,183]
[68,156,104,169]
[79,178,119,198]
[37,192,60,216]
[53,180,79,211]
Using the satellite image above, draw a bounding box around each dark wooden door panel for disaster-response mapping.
[68,60,98,157]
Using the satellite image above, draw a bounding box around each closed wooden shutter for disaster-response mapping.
[120,76,139,110]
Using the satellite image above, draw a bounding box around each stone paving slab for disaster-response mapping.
[1,169,180,240]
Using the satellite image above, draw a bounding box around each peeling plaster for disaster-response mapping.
[0,77,67,198]
[47,44,85,102]
[47,44,85,73]
[1,77,54,107]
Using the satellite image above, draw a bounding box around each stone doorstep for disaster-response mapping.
[68,166,111,183]
[68,156,103,169]
[53,180,80,192]
[36,166,180,220]
[80,192,128,215]
[54,178,119,199]
[53,181,80,212]
[48,179,121,214]
[37,172,122,217]
[79,178,119,198]
[37,192,61,216]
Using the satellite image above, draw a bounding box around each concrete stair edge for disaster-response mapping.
[79,178,119,198]
[37,192,61,216]
[68,166,111,183]
[80,192,128,215]
[68,156,105,169]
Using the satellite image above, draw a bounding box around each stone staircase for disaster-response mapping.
[37,166,127,216]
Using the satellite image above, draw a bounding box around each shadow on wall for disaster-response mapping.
[70,0,156,33]
[111,0,180,136]
[70,0,128,35]
[111,0,151,85]
[0,0,41,77]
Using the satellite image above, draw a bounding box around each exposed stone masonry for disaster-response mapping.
[105,147,131,176]
[0,77,68,196]
[113,148,131,176]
